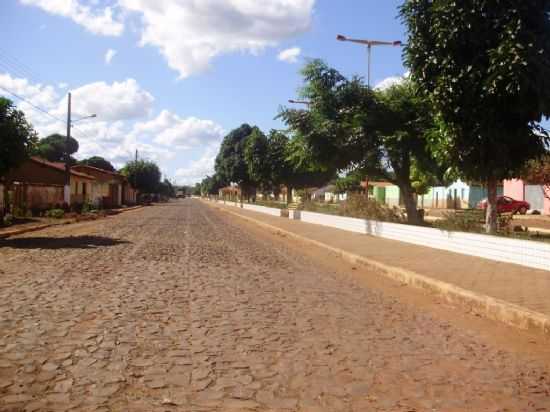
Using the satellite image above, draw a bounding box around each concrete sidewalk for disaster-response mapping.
[207,201,550,333]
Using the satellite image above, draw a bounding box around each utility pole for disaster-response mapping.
[64,92,72,206]
[134,149,138,203]
[63,93,96,207]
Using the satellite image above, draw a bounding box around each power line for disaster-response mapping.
[0,47,51,86]
[0,84,64,125]
[0,84,96,142]
[0,51,115,144]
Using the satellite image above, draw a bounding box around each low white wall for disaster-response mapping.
[300,211,550,271]
[242,203,281,217]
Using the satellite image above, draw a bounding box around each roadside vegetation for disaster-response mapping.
[200,1,550,237]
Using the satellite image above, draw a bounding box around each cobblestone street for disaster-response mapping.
[1,200,550,411]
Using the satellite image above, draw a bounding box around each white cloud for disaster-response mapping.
[0,72,223,182]
[277,46,301,63]
[119,0,315,78]
[58,82,68,89]
[0,72,62,135]
[104,48,117,64]
[175,146,218,185]
[20,0,124,36]
[375,71,410,90]
[54,78,154,121]
[133,110,225,150]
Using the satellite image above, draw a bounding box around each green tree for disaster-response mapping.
[266,130,291,199]
[120,159,161,194]
[33,133,79,164]
[192,183,202,196]
[79,156,115,172]
[401,0,550,232]
[0,97,38,177]
[158,178,176,198]
[215,124,258,200]
[0,97,38,218]
[282,135,334,203]
[200,175,223,196]
[335,170,363,194]
[279,60,441,223]
[244,128,271,197]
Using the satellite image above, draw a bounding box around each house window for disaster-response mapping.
[82,182,87,195]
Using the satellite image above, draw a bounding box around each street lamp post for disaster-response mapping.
[336,35,402,88]
[64,91,96,206]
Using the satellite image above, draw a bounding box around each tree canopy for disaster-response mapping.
[200,175,224,195]
[401,0,550,231]
[0,97,38,177]
[522,155,550,201]
[120,159,161,194]
[158,178,176,198]
[79,156,115,172]
[215,124,259,197]
[279,59,441,223]
[33,133,79,164]
[244,128,270,193]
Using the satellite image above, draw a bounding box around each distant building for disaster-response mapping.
[504,179,549,215]
[418,180,503,209]
[71,165,136,207]
[4,157,96,212]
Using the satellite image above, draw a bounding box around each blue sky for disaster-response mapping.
[1,1,408,184]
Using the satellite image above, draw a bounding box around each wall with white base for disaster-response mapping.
[300,211,550,271]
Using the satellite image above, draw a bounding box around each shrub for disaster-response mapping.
[2,213,14,226]
[300,201,340,215]
[432,209,514,234]
[81,201,95,214]
[432,210,484,233]
[339,194,404,222]
[45,208,65,219]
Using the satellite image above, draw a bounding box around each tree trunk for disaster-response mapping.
[401,185,422,225]
[1,182,8,222]
[485,176,498,234]
[287,186,293,204]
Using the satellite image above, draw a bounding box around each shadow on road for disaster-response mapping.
[0,235,130,250]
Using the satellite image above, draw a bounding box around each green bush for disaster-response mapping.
[339,194,404,222]
[2,213,14,226]
[45,208,65,219]
[300,194,404,222]
[81,201,95,214]
[300,201,340,215]
[433,210,484,233]
[433,209,523,237]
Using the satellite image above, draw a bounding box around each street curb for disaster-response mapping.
[0,206,145,239]
[206,201,550,337]
[0,222,67,239]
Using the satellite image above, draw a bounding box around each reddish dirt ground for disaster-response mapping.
[1,200,549,411]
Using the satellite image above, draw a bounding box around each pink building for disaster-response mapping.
[503,179,550,215]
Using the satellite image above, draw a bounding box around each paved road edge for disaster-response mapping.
[204,200,550,337]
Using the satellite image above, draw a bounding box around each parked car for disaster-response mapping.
[476,196,530,214]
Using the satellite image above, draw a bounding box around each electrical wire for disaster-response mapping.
[0,84,97,142]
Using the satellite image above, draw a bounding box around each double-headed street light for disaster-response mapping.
[336,34,402,88]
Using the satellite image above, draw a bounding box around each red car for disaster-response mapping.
[477,196,530,214]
